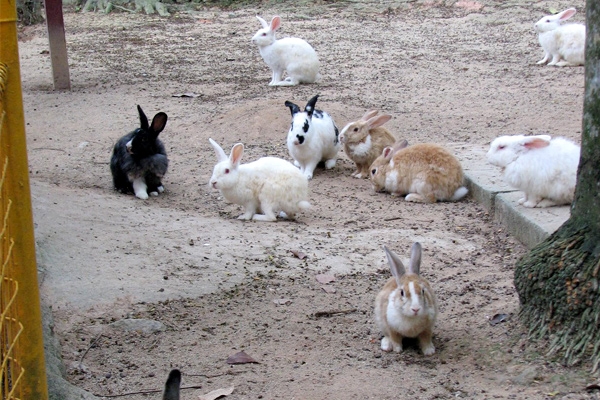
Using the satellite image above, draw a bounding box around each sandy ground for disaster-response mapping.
[17,0,600,398]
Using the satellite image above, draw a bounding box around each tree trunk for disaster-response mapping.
[515,0,600,370]
[17,0,44,25]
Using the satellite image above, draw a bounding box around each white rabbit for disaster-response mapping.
[209,138,311,222]
[251,15,320,86]
[284,94,341,180]
[486,134,580,208]
[534,7,585,67]
[374,243,438,355]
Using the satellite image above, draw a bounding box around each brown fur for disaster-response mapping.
[340,111,397,179]
[369,143,465,203]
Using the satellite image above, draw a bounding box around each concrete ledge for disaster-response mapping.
[452,143,571,248]
[494,192,570,249]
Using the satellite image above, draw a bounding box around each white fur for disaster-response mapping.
[251,16,320,86]
[209,139,311,221]
[132,178,148,200]
[345,135,372,157]
[534,8,585,67]
[286,105,340,180]
[486,134,580,207]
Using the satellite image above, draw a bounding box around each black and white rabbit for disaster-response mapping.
[110,105,169,200]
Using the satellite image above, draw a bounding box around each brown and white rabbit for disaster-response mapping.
[369,142,468,203]
[339,110,396,179]
[374,243,438,355]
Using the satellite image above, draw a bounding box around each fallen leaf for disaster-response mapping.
[198,386,235,400]
[273,298,292,306]
[489,313,508,326]
[586,383,600,391]
[316,274,335,284]
[321,286,336,294]
[226,351,259,365]
[290,250,307,260]
[172,92,200,98]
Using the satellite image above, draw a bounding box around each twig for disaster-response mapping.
[95,385,204,398]
[79,333,105,368]
[313,308,357,318]
[186,370,247,378]
[383,216,403,221]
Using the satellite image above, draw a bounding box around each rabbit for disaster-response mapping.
[110,105,169,200]
[339,110,397,179]
[369,142,468,203]
[374,242,438,355]
[163,369,181,400]
[486,134,580,208]
[284,94,341,180]
[209,138,311,222]
[251,15,320,86]
[534,7,585,67]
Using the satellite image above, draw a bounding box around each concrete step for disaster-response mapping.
[451,144,570,248]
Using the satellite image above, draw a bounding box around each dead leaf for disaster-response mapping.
[172,93,200,98]
[290,250,307,260]
[586,383,600,391]
[198,386,235,400]
[316,274,335,284]
[489,313,508,326]
[321,286,336,294]
[226,351,259,365]
[273,298,292,306]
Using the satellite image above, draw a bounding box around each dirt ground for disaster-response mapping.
[17,0,600,398]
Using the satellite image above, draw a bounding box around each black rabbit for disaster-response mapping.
[110,105,168,199]
[162,369,181,400]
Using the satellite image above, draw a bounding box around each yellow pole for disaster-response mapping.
[0,0,50,398]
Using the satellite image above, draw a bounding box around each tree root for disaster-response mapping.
[516,220,600,371]
[82,0,170,16]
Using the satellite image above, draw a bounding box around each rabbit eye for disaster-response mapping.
[546,19,550,22]
[225,168,230,174]
[353,128,358,132]
[371,168,377,175]
[262,32,267,36]
[400,289,405,297]
[422,288,425,296]
[498,145,505,150]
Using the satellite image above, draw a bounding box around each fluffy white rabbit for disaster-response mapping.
[251,15,320,86]
[486,134,580,208]
[284,94,340,180]
[209,138,311,221]
[534,7,585,67]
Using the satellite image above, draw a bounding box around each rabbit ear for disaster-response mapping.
[522,135,551,150]
[230,143,245,167]
[256,16,269,28]
[137,105,149,131]
[270,16,281,31]
[408,242,422,275]
[392,139,409,153]
[304,94,319,117]
[209,138,228,163]
[285,101,301,117]
[163,369,181,400]
[360,110,379,121]
[381,146,394,159]
[366,114,392,129]
[384,246,406,285]
[557,8,576,21]
[150,112,168,136]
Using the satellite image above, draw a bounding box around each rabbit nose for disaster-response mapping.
[411,307,420,314]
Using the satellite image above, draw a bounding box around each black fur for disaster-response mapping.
[162,369,181,400]
[110,105,168,195]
